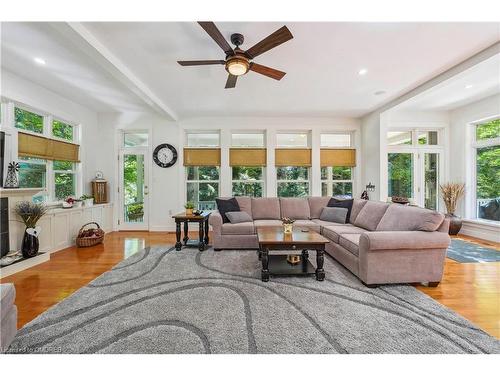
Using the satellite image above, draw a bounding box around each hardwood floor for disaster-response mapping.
[1,231,499,338]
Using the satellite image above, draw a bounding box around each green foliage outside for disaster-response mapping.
[277,167,309,197]
[476,145,499,199]
[232,166,263,197]
[18,158,46,188]
[186,166,220,209]
[388,153,413,198]
[15,107,43,133]
[52,120,73,141]
[476,119,500,140]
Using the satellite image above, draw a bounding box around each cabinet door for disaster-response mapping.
[53,212,70,250]
[69,210,84,243]
[91,206,103,226]
[38,216,53,253]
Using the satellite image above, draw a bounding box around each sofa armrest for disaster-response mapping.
[360,231,450,251]
[208,212,223,233]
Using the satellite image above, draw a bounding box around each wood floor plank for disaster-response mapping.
[1,231,499,339]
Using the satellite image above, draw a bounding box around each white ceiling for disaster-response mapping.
[392,53,500,111]
[2,22,500,118]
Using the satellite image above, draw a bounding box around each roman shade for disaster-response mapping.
[18,132,80,162]
[229,148,267,166]
[320,149,356,167]
[183,148,221,166]
[275,148,311,167]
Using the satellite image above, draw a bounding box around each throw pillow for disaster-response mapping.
[216,198,240,223]
[225,211,253,224]
[320,207,348,223]
[327,198,354,222]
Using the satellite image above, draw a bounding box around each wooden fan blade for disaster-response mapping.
[245,26,293,59]
[198,22,234,55]
[178,60,225,66]
[250,63,286,80]
[225,74,237,89]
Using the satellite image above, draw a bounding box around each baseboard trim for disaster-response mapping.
[149,225,176,232]
[460,221,500,243]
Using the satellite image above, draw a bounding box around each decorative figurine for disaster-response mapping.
[4,161,19,188]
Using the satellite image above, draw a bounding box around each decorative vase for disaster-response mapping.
[21,229,39,258]
[185,208,193,215]
[283,223,293,233]
[446,214,462,235]
[84,198,94,207]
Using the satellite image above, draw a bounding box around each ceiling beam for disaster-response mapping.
[49,22,178,120]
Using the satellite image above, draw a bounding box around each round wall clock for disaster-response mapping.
[153,143,178,168]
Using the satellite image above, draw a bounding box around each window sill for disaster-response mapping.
[47,202,112,214]
[462,218,500,228]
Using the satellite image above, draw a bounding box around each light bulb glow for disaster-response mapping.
[226,57,249,76]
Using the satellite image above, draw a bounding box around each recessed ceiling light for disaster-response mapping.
[374,90,386,96]
[34,57,46,65]
[465,84,473,89]
[358,69,368,76]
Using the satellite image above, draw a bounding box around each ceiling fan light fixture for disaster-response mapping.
[226,57,249,76]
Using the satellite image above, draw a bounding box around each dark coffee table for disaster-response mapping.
[257,227,329,282]
[172,212,211,251]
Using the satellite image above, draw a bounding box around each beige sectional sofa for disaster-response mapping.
[209,197,450,286]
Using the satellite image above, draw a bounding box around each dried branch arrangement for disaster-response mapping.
[439,183,465,215]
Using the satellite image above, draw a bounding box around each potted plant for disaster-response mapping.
[439,182,466,235]
[80,194,94,207]
[14,201,48,258]
[184,201,195,215]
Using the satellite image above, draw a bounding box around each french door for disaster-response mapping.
[388,150,442,210]
[118,149,150,230]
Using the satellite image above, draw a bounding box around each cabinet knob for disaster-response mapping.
[292,245,296,250]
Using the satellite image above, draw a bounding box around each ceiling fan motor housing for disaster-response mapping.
[230,33,244,47]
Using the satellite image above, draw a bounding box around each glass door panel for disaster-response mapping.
[388,153,414,198]
[424,153,439,210]
[120,151,149,230]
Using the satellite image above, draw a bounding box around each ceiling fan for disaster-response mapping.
[178,22,293,89]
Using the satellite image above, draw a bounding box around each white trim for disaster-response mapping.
[460,219,500,243]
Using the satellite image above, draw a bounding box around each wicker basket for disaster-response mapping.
[76,222,105,247]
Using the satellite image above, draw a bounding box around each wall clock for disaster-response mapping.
[153,144,177,168]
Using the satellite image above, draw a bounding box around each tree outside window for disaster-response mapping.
[232,166,263,197]
[15,107,43,133]
[52,120,74,141]
[186,166,219,210]
[276,166,309,197]
[321,166,353,197]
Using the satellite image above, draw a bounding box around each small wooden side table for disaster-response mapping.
[172,212,211,251]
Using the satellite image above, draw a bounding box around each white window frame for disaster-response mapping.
[52,160,77,201]
[320,132,353,148]
[469,117,500,222]
[231,166,265,197]
[321,166,354,197]
[276,131,311,148]
[387,128,441,148]
[52,117,77,143]
[185,130,221,148]
[230,131,266,148]
[185,166,220,211]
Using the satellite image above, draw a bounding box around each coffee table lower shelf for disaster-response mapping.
[267,255,315,277]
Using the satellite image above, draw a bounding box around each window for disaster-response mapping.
[276,133,308,148]
[52,120,74,141]
[18,157,47,189]
[186,132,220,147]
[276,167,309,197]
[321,167,353,197]
[124,131,148,147]
[186,166,219,210]
[417,131,438,145]
[232,166,264,197]
[321,134,351,148]
[387,131,412,146]
[231,133,265,147]
[388,153,413,198]
[474,119,500,222]
[53,160,76,200]
[15,107,44,134]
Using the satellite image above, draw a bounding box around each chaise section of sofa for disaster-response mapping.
[208,197,450,286]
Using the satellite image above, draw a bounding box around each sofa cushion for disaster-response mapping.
[216,197,240,223]
[328,198,354,222]
[221,222,256,235]
[349,199,368,224]
[280,198,311,220]
[354,201,390,231]
[293,220,320,232]
[322,224,368,243]
[308,196,332,219]
[376,204,445,232]
[0,284,16,322]
[254,219,283,227]
[226,211,253,224]
[252,198,281,220]
[339,233,361,256]
[320,207,348,223]
[234,197,253,217]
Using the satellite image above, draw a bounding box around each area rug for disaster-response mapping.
[8,246,500,354]
[447,239,500,263]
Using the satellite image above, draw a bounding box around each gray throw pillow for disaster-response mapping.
[320,207,348,223]
[225,211,253,224]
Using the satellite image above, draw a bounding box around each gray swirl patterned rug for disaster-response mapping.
[8,246,500,354]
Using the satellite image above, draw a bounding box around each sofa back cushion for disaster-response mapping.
[376,204,445,232]
[216,198,240,223]
[217,197,252,218]
[226,211,253,224]
[308,197,332,219]
[349,199,368,224]
[280,198,310,220]
[354,201,390,231]
[328,198,354,222]
[251,198,281,220]
[320,207,348,223]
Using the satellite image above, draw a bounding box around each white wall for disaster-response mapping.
[1,69,115,197]
[360,111,382,201]
[449,93,500,219]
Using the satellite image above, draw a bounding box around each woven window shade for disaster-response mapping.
[183,148,221,166]
[320,149,356,167]
[229,148,267,166]
[275,148,311,167]
[18,132,80,162]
